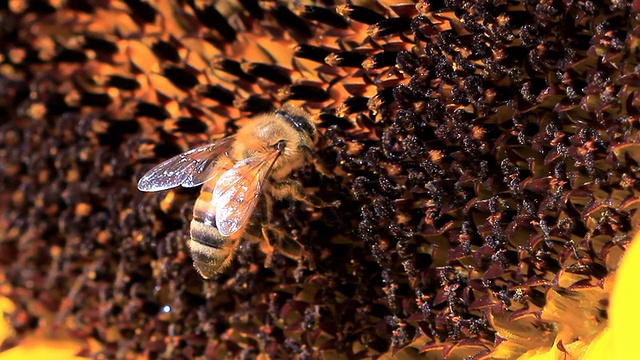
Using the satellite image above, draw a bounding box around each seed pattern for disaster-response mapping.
[1,0,639,358]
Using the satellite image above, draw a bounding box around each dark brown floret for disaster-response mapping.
[280,84,330,103]
[298,5,349,30]
[368,17,412,38]
[213,59,257,83]
[293,44,333,64]
[197,84,236,106]
[325,51,368,68]
[336,4,385,25]
[271,5,313,39]
[241,62,292,85]
[362,51,399,70]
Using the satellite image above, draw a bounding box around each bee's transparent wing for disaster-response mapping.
[137,137,235,192]
[212,150,280,236]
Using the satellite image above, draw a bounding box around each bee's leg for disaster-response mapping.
[300,145,334,178]
[261,226,302,262]
[255,195,302,267]
[269,179,341,208]
[242,197,277,267]
[242,198,267,243]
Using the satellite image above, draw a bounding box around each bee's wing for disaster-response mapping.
[212,150,280,237]
[137,137,235,192]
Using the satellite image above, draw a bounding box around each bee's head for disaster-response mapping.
[275,105,316,145]
[237,105,317,178]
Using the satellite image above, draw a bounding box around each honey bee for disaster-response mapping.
[138,105,337,278]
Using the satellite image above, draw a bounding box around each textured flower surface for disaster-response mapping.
[0,0,639,359]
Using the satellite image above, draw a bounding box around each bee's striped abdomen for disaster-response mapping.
[188,219,238,278]
[188,175,239,279]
